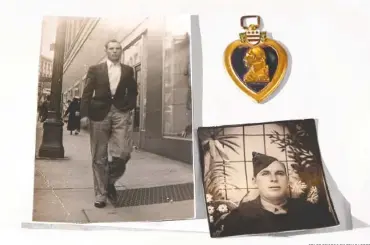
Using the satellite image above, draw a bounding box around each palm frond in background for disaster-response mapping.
[269,121,322,204]
[199,128,241,197]
[198,127,242,234]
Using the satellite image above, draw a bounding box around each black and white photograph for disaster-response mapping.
[33,15,194,223]
[197,119,339,237]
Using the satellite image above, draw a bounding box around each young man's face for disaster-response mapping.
[253,161,289,203]
[105,41,122,62]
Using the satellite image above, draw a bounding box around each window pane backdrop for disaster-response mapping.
[214,123,299,203]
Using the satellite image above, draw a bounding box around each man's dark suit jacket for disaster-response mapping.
[219,197,338,237]
[80,62,138,121]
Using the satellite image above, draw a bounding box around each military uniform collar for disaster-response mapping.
[260,197,288,214]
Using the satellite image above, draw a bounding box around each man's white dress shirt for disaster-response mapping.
[107,59,121,96]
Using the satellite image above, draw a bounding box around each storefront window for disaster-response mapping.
[162,15,192,139]
[123,37,143,132]
[74,86,80,97]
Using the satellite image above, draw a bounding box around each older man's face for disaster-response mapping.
[254,161,288,204]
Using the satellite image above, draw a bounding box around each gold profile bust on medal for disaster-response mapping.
[224,16,288,103]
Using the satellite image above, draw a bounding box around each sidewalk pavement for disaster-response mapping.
[33,122,195,224]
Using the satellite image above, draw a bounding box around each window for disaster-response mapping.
[74,85,80,97]
[122,38,143,131]
[133,65,141,132]
[210,123,297,203]
[162,15,191,139]
[123,39,142,67]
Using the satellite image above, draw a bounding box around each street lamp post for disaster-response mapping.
[38,17,67,159]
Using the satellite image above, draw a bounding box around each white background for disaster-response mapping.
[1,0,370,244]
[200,7,370,226]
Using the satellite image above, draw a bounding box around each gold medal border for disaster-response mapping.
[224,39,288,103]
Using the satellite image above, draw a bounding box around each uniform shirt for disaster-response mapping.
[107,59,121,96]
[260,198,288,214]
[219,197,337,237]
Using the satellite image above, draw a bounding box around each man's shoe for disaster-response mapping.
[94,201,106,208]
[107,184,117,205]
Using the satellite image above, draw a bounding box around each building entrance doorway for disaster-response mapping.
[132,64,141,147]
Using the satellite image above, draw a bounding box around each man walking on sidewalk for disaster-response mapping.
[80,39,138,208]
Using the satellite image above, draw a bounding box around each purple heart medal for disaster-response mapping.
[224,15,288,103]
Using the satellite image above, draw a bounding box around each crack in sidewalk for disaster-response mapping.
[35,168,71,221]
[81,209,91,223]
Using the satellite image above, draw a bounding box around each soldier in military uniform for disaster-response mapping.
[220,152,338,237]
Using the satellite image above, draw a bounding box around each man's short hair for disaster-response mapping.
[104,39,122,49]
